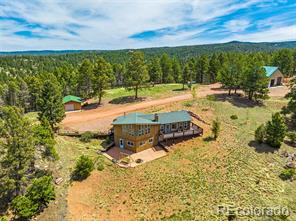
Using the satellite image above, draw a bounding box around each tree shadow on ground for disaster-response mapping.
[248,140,277,153]
[203,136,215,142]
[82,102,101,110]
[284,140,296,148]
[211,93,264,108]
[172,88,188,92]
[109,96,146,104]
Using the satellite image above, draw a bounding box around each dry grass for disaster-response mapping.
[41,96,296,221]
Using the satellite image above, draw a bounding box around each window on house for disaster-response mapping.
[172,123,177,130]
[160,125,164,132]
[127,141,134,146]
[140,141,145,146]
[149,138,153,143]
[184,122,189,129]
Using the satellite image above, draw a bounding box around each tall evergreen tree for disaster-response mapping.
[242,62,269,101]
[208,53,221,83]
[25,75,43,111]
[37,73,65,129]
[124,51,149,99]
[77,59,94,98]
[160,53,174,83]
[273,49,294,77]
[172,58,182,83]
[196,55,209,83]
[113,63,126,86]
[148,57,162,86]
[92,57,114,104]
[182,63,191,90]
[0,106,35,200]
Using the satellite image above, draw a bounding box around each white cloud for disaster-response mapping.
[0,0,295,51]
[224,19,250,32]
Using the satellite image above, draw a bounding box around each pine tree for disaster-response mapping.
[242,62,269,101]
[0,106,35,200]
[160,53,174,83]
[77,59,94,98]
[37,73,65,129]
[255,124,266,143]
[265,113,287,148]
[172,58,182,83]
[196,55,209,84]
[182,63,190,90]
[283,78,296,126]
[92,57,114,104]
[208,54,221,83]
[124,51,149,99]
[148,57,162,86]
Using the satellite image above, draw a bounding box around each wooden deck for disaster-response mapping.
[159,122,203,144]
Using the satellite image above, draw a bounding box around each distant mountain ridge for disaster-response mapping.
[1,41,296,58]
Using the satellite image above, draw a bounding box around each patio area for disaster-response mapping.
[102,146,167,168]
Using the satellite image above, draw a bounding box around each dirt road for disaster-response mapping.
[61,83,288,132]
[62,93,192,132]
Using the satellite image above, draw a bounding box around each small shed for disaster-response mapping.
[63,95,82,111]
[263,66,284,88]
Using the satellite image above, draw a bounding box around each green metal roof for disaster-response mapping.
[263,66,279,77]
[63,95,82,104]
[112,110,191,125]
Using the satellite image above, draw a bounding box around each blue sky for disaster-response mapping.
[0,0,296,51]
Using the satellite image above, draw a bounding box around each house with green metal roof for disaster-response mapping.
[112,110,202,152]
[263,66,284,87]
[63,95,83,111]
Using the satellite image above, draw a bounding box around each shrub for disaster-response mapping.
[206,94,216,101]
[11,175,55,220]
[33,117,58,160]
[211,118,221,139]
[97,161,104,171]
[279,169,296,181]
[72,155,94,180]
[11,196,38,220]
[80,131,94,143]
[265,113,287,148]
[26,176,55,206]
[287,131,296,145]
[255,124,266,144]
[183,101,193,107]
[230,115,238,120]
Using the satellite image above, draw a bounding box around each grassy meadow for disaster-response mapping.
[104,83,188,100]
[35,95,296,221]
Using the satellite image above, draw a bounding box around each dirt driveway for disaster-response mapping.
[61,83,289,132]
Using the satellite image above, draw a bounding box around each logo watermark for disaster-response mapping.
[216,204,290,218]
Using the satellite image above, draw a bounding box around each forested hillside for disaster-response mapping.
[1,44,296,113]
[2,40,296,59]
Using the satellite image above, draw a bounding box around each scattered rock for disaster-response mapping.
[285,162,296,169]
[55,177,63,185]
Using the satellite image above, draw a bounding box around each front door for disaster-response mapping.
[270,79,275,87]
[119,139,124,149]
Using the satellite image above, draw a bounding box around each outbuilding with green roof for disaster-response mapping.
[263,66,284,87]
[63,95,83,111]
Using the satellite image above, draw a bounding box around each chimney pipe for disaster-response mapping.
[154,113,159,122]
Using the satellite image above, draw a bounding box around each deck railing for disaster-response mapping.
[159,122,203,142]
